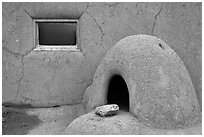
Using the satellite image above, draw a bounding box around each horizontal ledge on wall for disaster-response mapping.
[34,45,80,51]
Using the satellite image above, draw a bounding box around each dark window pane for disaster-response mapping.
[38,22,77,45]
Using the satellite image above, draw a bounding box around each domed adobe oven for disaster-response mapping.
[82,35,201,129]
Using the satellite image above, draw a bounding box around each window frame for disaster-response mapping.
[34,19,79,51]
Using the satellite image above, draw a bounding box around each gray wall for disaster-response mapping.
[2,2,202,109]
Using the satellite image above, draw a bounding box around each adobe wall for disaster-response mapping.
[2,2,201,108]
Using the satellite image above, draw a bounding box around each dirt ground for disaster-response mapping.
[2,104,202,135]
[2,104,85,135]
[2,108,42,135]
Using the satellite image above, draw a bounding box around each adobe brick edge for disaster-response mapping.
[2,3,201,108]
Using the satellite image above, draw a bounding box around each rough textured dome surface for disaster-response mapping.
[83,35,201,129]
[64,111,201,135]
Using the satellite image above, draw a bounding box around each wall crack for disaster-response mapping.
[15,56,24,101]
[3,47,22,57]
[135,2,140,9]
[87,11,105,47]
[3,47,34,101]
[87,11,105,36]
[24,8,32,19]
[122,2,141,16]
[151,3,163,35]
[81,2,90,16]
[51,58,58,87]
[3,45,36,57]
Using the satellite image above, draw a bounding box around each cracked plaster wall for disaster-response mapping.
[2,2,202,109]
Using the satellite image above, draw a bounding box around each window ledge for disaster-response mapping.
[34,45,80,51]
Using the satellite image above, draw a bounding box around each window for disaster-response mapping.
[34,19,79,51]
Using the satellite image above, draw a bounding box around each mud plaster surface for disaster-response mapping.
[2,3,202,109]
[64,111,201,135]
[83,35,201,129]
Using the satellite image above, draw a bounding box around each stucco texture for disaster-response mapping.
[83,35,201,129]
[2,2,202,109]
[64,111,201,135]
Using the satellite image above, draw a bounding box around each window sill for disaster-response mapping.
[34,45,80,51]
